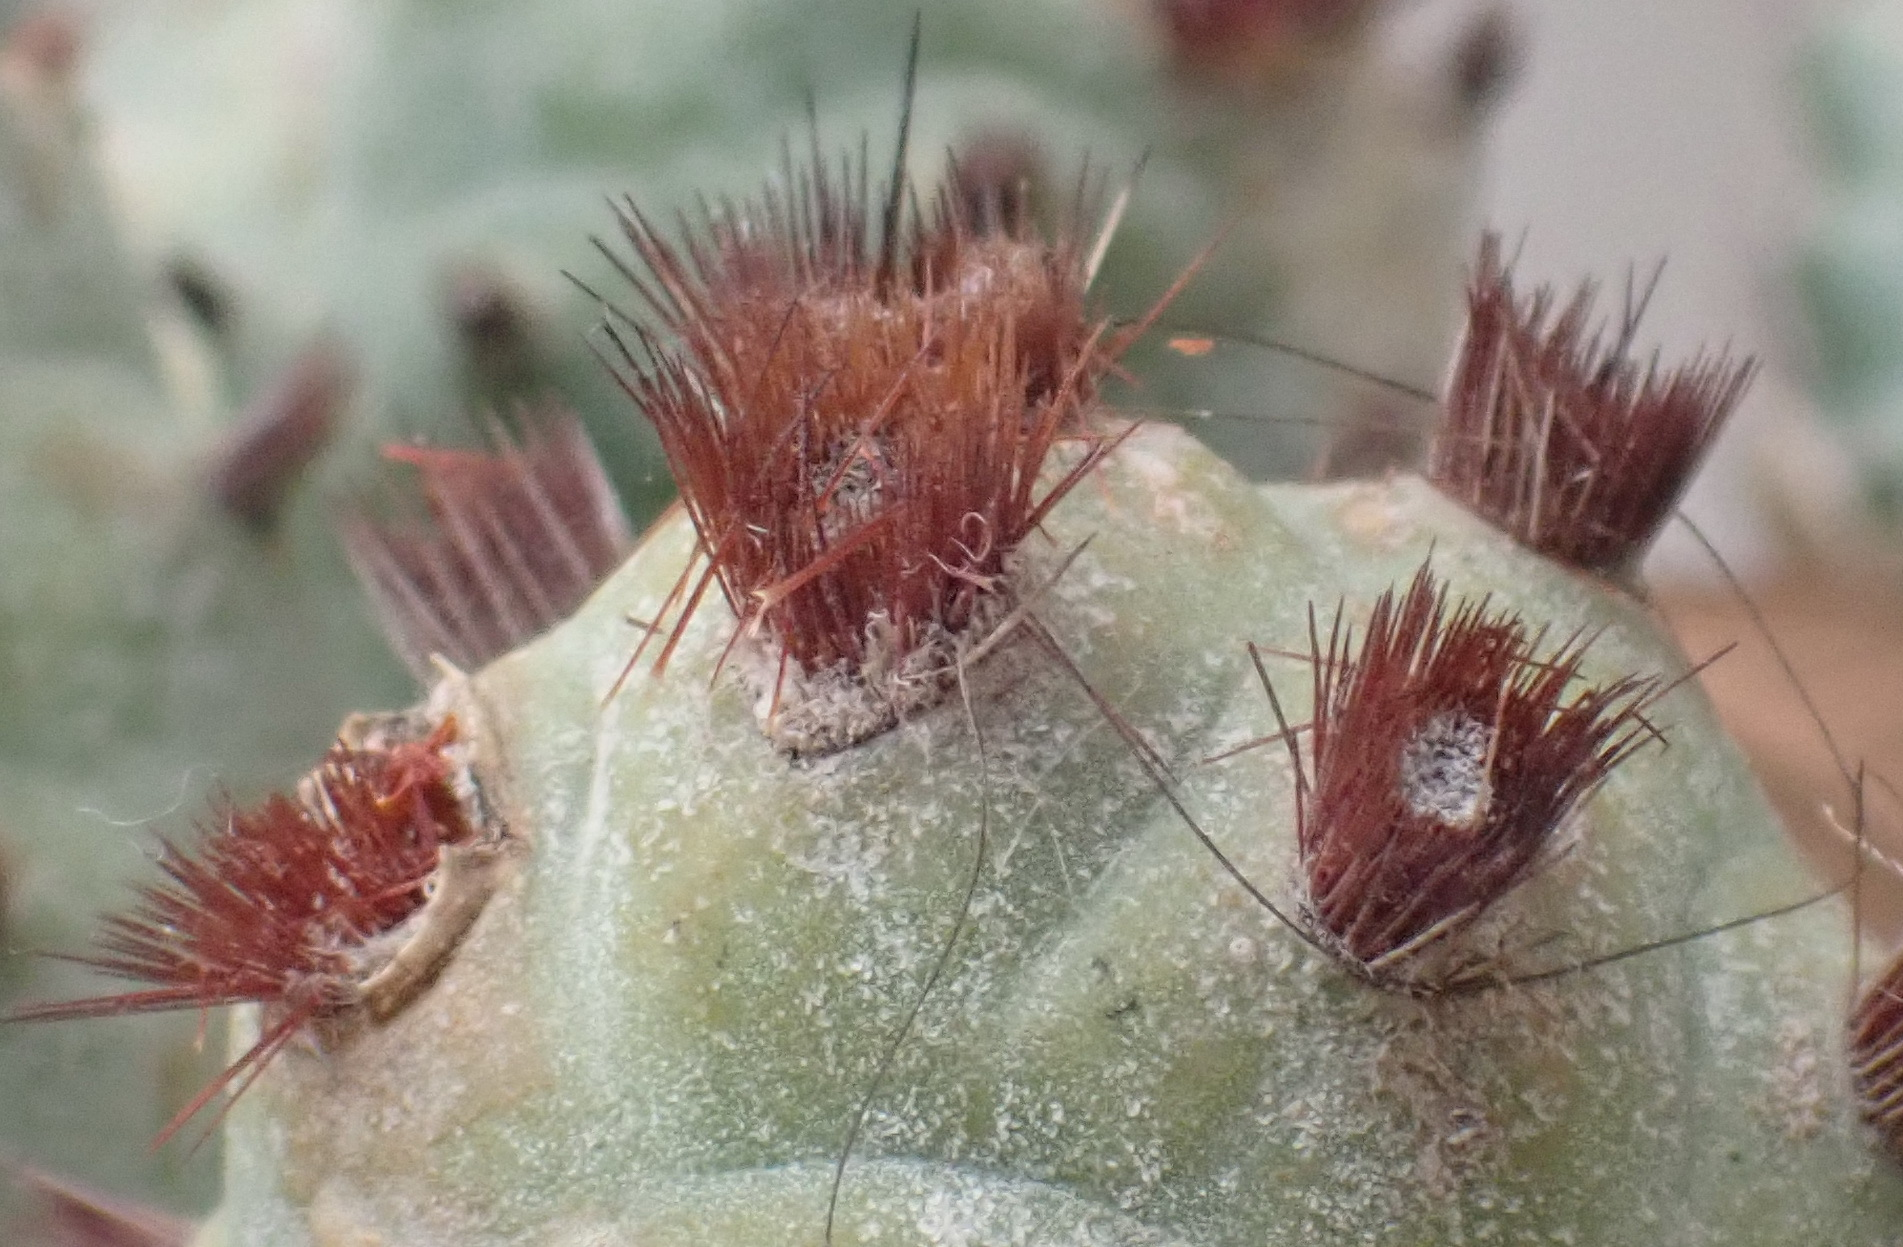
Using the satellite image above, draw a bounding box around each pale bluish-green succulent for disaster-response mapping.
[1800,0,1903,521]
[196,423,1903,1244]
[0,60,406,1228]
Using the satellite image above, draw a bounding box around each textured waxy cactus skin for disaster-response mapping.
[202,427,1903,1245]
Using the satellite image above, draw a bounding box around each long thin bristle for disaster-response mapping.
[343,406,631,680]
[1268,562,1659,983]
[1429,235,1754,577]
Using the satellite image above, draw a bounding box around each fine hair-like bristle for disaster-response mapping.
[1429,235,1755,577]
[343,406,631,681]
[1262,562,1658,985]
[1852,950,1903,1161]
[591,141,1121,752]
[5,720,474,1143]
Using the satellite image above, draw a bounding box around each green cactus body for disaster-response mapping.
[198,426,1903,1245]
[16,6,1893,1240]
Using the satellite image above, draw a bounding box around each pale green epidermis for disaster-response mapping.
[209,426,1903,1244]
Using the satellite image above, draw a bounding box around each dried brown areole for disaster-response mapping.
[1258,561,1659,990]
[1429,235,1754,578]
[344,406,631,681]
[4,717,496,1143]
[1852,948,1903,1161]
[593,145,1127,754]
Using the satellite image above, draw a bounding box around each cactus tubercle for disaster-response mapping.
[1248,560,1662,990]
[3,717,499,1145]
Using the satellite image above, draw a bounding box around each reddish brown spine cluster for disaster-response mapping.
[7,720,473,1141]
[1273,563,1657,984]
[1429,236,1754,577]
[343,407,630,680]
[595,146,1117,750]
[1852,950,1903,1160]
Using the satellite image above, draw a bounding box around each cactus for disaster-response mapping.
[14,110,1903,1244]
[19,6,1903,1245]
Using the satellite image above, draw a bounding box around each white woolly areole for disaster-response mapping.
[1398,712,1494,828]
[730,584,1019,756]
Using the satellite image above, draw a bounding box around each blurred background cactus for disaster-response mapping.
[1798,0,1903,528]
[75,0,1506,484]
[0,16,408,1230]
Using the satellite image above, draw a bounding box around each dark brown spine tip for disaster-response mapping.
[10,1165,195,1247]
[343,406,631,681]
[1283,562,1657,983]
[445,261,538,385]
[1852,951,1903,1162]
[1429,235,1755,578]
[596,138,1117,753]
[208,341,351,530]
[3,719,479,1143]
[163,255,233,338]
